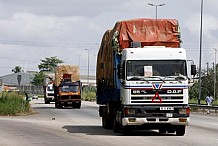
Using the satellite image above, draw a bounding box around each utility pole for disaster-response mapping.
[214,48,217,100]
[198,0,204,104]
[85,49,90,85]
[206,62,209,75]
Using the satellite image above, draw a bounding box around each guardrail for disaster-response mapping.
[189,104,218,115]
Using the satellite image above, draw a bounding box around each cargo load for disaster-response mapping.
[54,65,80,86]
[97,18,181,88]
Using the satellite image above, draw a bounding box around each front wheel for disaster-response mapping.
[102,115,113,129]
[113,118,122,133]
[159,128,167,134]
[176,125,186,136]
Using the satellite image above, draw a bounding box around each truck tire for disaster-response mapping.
[76,103,81,109]
[113,118,122,133]
[122,126,132,135]
[45,100,50,104]
[55,102,59,108]
[102,115,113,129]
[159,128,167,134]
[176,125,186,136]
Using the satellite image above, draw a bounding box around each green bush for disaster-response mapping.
[81,86,96,101]
[0,92,31,116]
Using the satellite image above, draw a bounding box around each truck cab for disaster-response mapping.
[113,47,195,135]
[44,83,54,104]
[55,80,81,109]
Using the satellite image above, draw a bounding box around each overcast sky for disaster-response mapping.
[0,0,218,76]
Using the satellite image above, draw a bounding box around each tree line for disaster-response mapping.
[12,57,217,101]
[189,66,217,101]
[12,56,63,86]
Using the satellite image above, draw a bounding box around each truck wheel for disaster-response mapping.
[102,115,113,129]
[159,128,167,134]
[113,118,121,133]
[76,103,81,109]
[45,100,50,104]
[176,125,186,136]
[122,126,132,135]
[59,104,63,109]
[55,102,59,108]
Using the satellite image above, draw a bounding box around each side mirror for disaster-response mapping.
[191,65,196,76]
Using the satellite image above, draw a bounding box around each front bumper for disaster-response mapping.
[122,105,190,126]
[122,117,190,126]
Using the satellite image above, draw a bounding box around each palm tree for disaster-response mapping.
[12,66,23,73]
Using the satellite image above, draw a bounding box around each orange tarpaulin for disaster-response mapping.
[96,18,181,88]
[115,18,181,51]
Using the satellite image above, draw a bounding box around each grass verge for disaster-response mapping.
[0,91,32,116]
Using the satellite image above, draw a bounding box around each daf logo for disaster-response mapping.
[167,90,182,94]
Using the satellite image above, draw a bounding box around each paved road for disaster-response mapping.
[0,98,218,146]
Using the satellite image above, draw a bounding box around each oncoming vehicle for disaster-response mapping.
[54,65,82,109]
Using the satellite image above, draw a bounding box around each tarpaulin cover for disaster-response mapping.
[55,65,80,86]
[96,18,181,89]
[116,18,181,50]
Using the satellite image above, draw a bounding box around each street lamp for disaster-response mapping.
[148,3,165,19]
[198,0,204,105]
[85,49,90,85]
[214,48,217,101]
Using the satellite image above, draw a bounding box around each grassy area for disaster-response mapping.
[82,90,96,101]
[81,86,96,101]
[0,91,31,116]
[189,98,218,105]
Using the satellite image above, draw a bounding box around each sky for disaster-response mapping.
[0,0,218,76]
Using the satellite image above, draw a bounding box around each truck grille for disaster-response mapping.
[131,89,184,104]
[60,95,80,100]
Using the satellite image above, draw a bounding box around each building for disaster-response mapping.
[0,72,96,92]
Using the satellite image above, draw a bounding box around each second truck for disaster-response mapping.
[96,18,196,136]
[54,65,82,109]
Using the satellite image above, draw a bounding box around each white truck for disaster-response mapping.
[96,18,196,136]
[44,83,54,104]
[44,74,55,104]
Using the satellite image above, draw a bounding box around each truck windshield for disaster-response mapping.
[60,85,79,92]
[126,60,187,80]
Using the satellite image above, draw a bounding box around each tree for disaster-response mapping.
[31,72,46,86]
[12,66,23,73]
[189,67,215,101]
[38,56,63,72]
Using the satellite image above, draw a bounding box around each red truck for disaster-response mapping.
[54,65,82,109]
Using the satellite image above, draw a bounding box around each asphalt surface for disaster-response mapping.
[0,98,218,146]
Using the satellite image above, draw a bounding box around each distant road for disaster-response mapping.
[0,98,218,146]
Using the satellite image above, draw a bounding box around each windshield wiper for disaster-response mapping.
[163,75,187,82]
[143,76,165,83]
[128,77,150,83]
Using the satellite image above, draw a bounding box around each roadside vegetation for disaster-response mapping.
[0,91,31,116]
[189,67,218,106]
[82,86,96,101]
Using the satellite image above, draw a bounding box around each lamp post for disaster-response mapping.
[198,0,203,105]
[214,48,217,100]
[148,3,165,19]
[85,49,90,85]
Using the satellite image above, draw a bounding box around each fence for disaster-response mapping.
[190,104,218,115]
[16,85,43,95]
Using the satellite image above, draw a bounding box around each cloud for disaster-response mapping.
[1,0,218,76]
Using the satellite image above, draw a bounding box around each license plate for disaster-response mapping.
[68,102,72,104]
[166,113,173,117]
[160,107,174,110]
